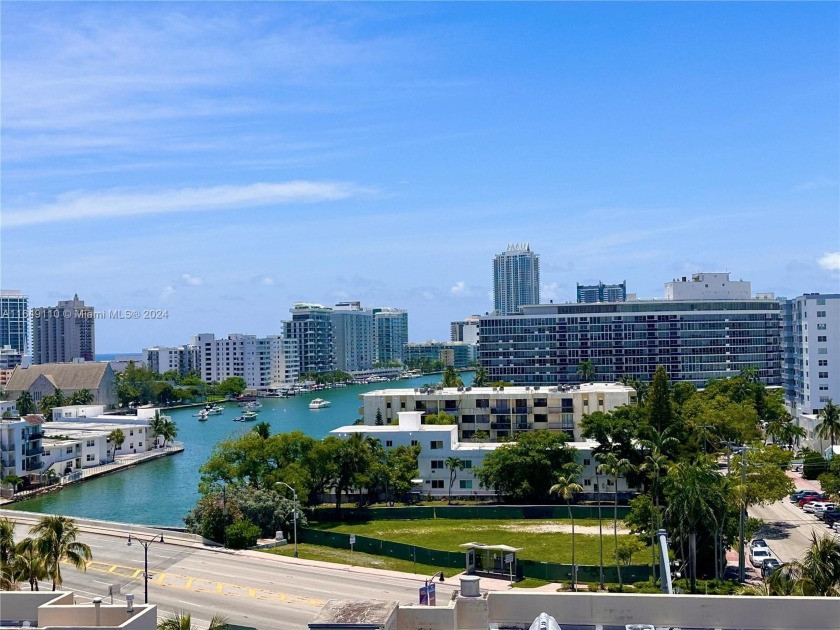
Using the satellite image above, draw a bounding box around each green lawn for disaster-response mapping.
[264,543,461,577]
[310,519,649,566]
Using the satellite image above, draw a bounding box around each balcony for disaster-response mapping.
[25,447,44,457]
[490,408,510,415]
[27,433,43,441]
[490,422,511,430]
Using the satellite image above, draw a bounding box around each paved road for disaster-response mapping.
[4,519,461,629]
[748,472,836,566]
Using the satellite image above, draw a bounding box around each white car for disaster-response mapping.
[812,502,836,516]
[750,547,773,568]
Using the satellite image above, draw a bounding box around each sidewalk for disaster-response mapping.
[786,468,822,492]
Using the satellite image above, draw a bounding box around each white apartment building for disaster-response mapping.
[143,344,198,376]
[664,272,751,300]
[360,383,635,442]
[0,411,43,480]
[373,308,408,365]
[781,293,839,418]
[331,302,376,372]
[331,412,634,499]
[450,315,480,344]
[193,332,292,389]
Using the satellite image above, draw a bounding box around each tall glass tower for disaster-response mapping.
[493,244,540,315]
[0,290,29,353]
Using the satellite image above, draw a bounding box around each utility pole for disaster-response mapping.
[738,448,748,582]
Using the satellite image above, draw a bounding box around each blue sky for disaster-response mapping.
[2,2,838,353]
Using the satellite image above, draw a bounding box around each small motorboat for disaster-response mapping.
[197,409,209,421]
[308,398,331,410]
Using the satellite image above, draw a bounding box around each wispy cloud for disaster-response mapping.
[792,177,836,193]
[818,251,840,272]
[3,181,373,228]
[181,273,205,287]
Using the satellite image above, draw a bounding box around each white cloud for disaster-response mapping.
[258,275,275,286]
[818,251,840,272]
[3,181,373,228]
[450,281,470,297]
[160,285,176,301]
[181,273,205,287]
[540,282,564,302]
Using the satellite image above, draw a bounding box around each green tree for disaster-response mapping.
[15,537,48,591]
[375,409,384,425]
[549,465,583,590]
[252,421,271,439]
[596,452,631,588]
[31,515,92,590]
[423,411,457,425]
[441,366,464,388]
[334,433,372,513]
[647,365,674,434]
[445,457,464,504]
[576,360,595,382]
[159,416,179,447]
[108,429,125,461]
[15,392,35,416]
[148,411,165,447]
[476,431,575,502]
[2,475,24,494]
[816,399,840,447]
[69,389,94,405]
[472,366,490,387]
[0,517,16,566]
[157,609,229,630]
[217,377,247,398]
[768,532,840,596]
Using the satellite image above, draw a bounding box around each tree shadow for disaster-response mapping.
[758,521,797,540]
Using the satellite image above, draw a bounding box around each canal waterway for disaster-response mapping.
[9,373,472,527]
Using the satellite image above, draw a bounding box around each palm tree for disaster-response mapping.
[597,452,630,588]
[157,610,229,630]
[768,532,840,596]
[441,366,463,388]
[815,399,840,447]
[15,537,47,591]
[15,391,35,416]
[638,428,677,566]
[549,466,583,590]
[31,515,92,590]
[252,421,271,439]
[159,416,179,448]
[70,389,94,405]
[0,517,16,566]
[149,411,166,447]
[773,419,807,450]
[473,366,490,387]
[444,457,464,504]
[576,360,595,383]
[108,429,125,461]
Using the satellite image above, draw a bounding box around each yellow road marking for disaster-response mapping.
[77,560,323,608]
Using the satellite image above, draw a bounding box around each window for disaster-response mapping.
[385,440,393,448]
[138,442,143,447]
[818,323,827,330]
[819,360,828,366]
[583,458,591,466]
[459,480,473,489]
[818,336,828,343]
[583,479,592,486]
[819,348,828,355]
[817,311,827,317]
[430,440,443,450]
[431,480,444,489]
[606,478,614,486]
[462,460,472,469]
[129,430,134,436]
[410,440,418,447]
[66,447,73,454]
[817,298,826,305]
[86,454,94,462]
[431,460,444,469]
[86,440,95,447]
[819,372,829,379]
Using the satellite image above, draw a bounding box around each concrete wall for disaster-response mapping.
[0,591,73,621]
[398,602,457,630]
[39,604,156,630]
[485,592,840,630]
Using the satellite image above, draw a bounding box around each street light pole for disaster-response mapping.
[127,533,163,604]
[276,481,298,558]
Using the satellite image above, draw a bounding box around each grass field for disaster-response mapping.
[310,519,649,565]
[264,543,462,577]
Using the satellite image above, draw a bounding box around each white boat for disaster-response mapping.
[309,398,331,409]
[245,401,262,411]
[205,403,224,415]
[197,409,209,421]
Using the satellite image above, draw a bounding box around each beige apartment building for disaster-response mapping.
[360,382,635,442]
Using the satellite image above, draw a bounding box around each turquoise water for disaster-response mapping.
[10,373,470,526]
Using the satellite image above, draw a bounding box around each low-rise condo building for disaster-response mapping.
[359,383,635,442]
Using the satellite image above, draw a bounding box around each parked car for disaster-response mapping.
[749,538,768,550]
[798,496,824,508]
[761,558,782,578]
[791,490,822,503]
[750,547,773,568]
[803,501,830,514]
[812,502,836,516]
[823,510,840,526]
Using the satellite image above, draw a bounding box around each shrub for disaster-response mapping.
[802,452,829,480]
[225,520,261,549]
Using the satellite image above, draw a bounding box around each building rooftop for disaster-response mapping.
[362,383,634,397]
[308,599,398,628]
[5,362,111,393]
